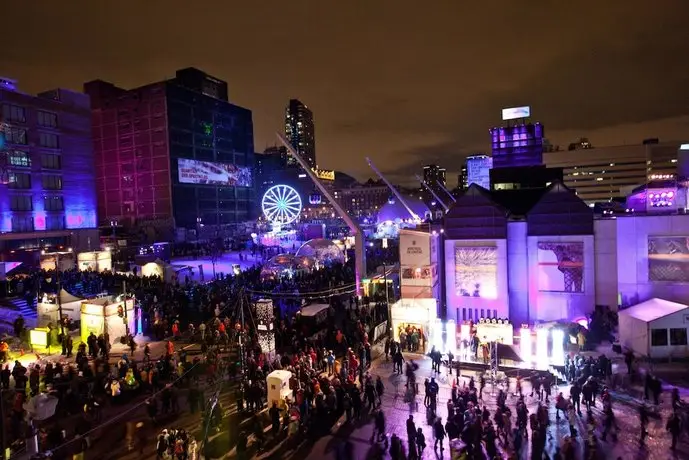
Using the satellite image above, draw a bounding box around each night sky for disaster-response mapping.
[3,1,689,186]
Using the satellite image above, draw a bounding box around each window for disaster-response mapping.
[651,328,668,346]
[9,195,32,211]
[8,172,31,189]
[2,104,26,123]
[44,196,64,211]
[11,216,33,232]
[41,154,61,169]
[670,328,688,346]
[38,132,59,149]
[37,111,58,128]
[4,128,27,145]
[45,214,65,230]
[42,175,62,190]
[8,150,31,167]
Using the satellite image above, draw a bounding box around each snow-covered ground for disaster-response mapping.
[170,251,264,283]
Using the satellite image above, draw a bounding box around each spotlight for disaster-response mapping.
[536,329,548,368]
[520,327,532,362]
[551,329,565,365]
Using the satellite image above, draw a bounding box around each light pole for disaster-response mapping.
[42,248,72,339]
[383,261,392,338]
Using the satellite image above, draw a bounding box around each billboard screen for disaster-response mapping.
[648,236,689,282]
[501,106,531,120]
[178,158,252,187]
[454,245,498,299]
[537,242,584,292]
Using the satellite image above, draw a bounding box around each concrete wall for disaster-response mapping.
[594,219,618,310]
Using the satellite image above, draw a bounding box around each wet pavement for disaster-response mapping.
[265,353,688,460]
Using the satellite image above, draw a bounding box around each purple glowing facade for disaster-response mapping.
[490,123,544,168]
[0,82,97,255]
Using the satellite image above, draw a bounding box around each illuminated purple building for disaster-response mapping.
[0,78,98,259]
[489,122,544,168]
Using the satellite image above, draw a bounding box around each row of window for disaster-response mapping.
[11,215,65,232]
[7,173,62,190]
[650,328,687,346]
[8,195,63,212]
[2,104,59,127]
[1,128,59,148]
[7,151,62,169]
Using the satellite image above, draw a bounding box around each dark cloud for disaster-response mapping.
[1,1,688,187]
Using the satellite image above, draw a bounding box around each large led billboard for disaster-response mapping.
[501,106,531,120]
[454,245,497,299]
[178,158,252,187]
[648,236,689,282]
[537,242,584,293]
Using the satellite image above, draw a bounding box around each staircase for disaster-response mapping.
[0,297,37,319]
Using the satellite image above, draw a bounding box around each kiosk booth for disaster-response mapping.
[266,370,293,409]
[77,251,112,273]
[390,298,438,352]
[80,297,136,345]
[36,289,84,327]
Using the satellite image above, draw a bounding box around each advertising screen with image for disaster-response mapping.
[537,242,584,292]
[454,245,497,299]
[648,236,689,282]
[178,158,252,187]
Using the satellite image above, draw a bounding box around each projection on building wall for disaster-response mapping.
[648,236,689,282]
[454,245,498,299]
[537,242,584,293]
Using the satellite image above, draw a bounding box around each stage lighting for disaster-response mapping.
[520,327,532,362]
[446,319,457,355]
[536,328,548,368]
[551,329,565,365]
[432,318,444,350]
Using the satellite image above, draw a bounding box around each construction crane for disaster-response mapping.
[366,157,421,222]
[276,133,367,296]
[437,181,458,203]
[415,174,450,212]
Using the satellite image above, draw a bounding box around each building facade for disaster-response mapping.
[334,180,390,219]
[285,99,316,169]
[84,68,256,234]
[543,141,684,203]
[0,78,98,258]
[465,155,492,189]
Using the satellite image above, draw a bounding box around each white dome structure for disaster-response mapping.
[296,238,345,266]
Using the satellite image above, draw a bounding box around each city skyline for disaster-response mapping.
[1,1,689,185]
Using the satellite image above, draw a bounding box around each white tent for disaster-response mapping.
[36,289,84,326]
[618,298,689,359]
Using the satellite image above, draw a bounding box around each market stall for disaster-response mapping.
[36,289,84,327]
[390,298,438,352]
[77,251,112,273]
[80,297,136,345]
[266,370,293,409]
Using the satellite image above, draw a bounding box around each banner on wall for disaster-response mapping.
[400,231,431,268]
[178,158,252,187]
[537,241,584,292]
[648,236,689,282]
[454,245,498,299]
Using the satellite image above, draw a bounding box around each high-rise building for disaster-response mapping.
[0,77,98,256]
[466,155,493,189]
[490,123,545,168]
[543,140,685,203]
[84,67,256,232]
[423,164,446,187]
[457,165,468,191]
[285,99,316,169]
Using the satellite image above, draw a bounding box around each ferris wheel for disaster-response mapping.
[262,184,302,224]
